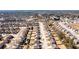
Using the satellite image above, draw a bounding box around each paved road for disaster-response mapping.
[6,27,27,49]
[59,22,79,40]
[39,22,51,49]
